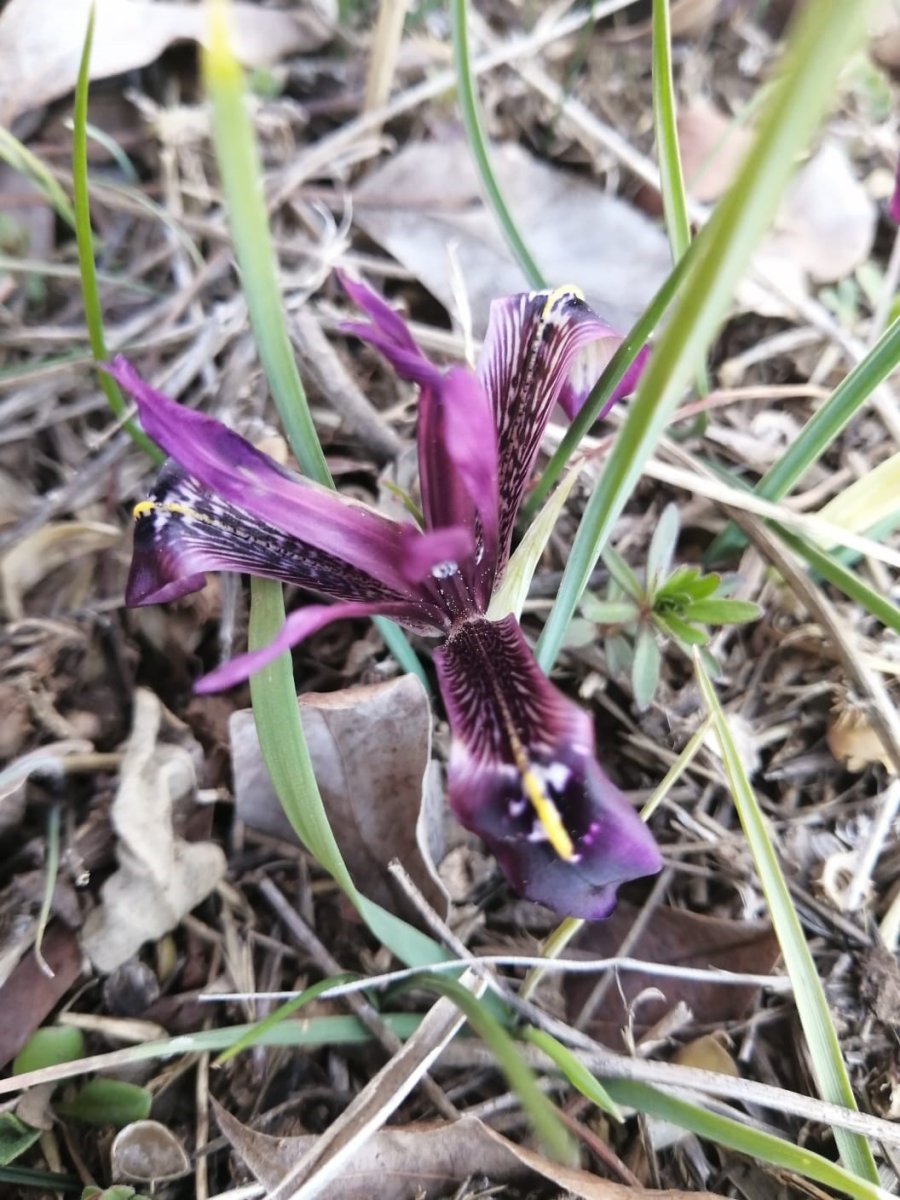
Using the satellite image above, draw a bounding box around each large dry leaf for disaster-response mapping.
[0,0,336,126]
[230,676,448,922]
[214,1105,724,1200]
[565,902,780,1050]
[354,140,672,335]
[82,690,226,973]
[677,101,874,315]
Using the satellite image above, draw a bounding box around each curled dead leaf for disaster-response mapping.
[0,521,120,619]
[354,140,671,336]
[827,705,894,773]
[81,690,226,973]
[0,0,336,127]
[673,1034,739,1077]
[230,676,448,923]
[214,1103,726,1200]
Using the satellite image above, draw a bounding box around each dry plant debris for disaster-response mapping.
[0,0,897,1197]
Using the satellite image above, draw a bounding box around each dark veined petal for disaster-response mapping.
[477,288,641,568]
[339,274,500,602]
[108,357,468,606]
[557,343,649,422]
[127,462,446,635]
[195,600,418,693]
[434,615,661,919]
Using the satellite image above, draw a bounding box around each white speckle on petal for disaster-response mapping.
[431,560,458,579]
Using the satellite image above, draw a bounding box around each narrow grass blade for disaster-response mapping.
[205,0,427,885]
[0,1014,424,1097]
[603,1080,891,1200]
[523,1027,624,1123]
[488,462,582,621]
[537,0,875,672]
[651,0,710,400]
[215,974,356,1065]
[776,523,900,636]
[73,5,161,462]
[451,0,545,289]
[817,450,900,538]
[651,0,691,263]
[695,652,879,1184]
[418,975,574,1163]
[0,1166,81,1193]
[708,314,900,562]
[702,461,900,635]
[202,0,329,483]
[248,578,444,967]
[33,804,61,977]
[0,127,75,228]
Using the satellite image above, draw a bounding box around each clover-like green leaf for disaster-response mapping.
[646,502,680,593]
[632,625,662,709]
[580,597,640,624]
[682,598,761,625]
[655,612,709,646]
[602,545,644,602]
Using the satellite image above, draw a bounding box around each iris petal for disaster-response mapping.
[107,357,466,602]
[195,600,418,692]
[477,288,640,569]
[339,276,500,602]
[127,462,443,633]
[434,615,661,919]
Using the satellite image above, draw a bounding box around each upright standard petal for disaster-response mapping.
[435,615,661,919]
[339,275,500,603]
[478,287,637,567]
[108,357,467,608]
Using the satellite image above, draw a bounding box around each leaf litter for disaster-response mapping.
[0,0,897,1197]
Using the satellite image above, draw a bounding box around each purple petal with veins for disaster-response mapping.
[476,289,635,570]
[195,600,418,693]
[127,462,444,630]
[435,615,662,919]
[107,357,468,601]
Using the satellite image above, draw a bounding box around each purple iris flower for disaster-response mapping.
[108,276,661,919]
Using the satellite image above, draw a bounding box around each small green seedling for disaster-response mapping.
[573,504,760,709]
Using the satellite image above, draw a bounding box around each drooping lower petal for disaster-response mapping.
[127,462,444,634]
[434,615,661,919]
[195,600,418,693]
[107,357,467,603]
[478,288,643,569]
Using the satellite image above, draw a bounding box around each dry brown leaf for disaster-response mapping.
[230,676,448,923]
[81,690,226,973]
[566,902,780,1050]
[214,1106,725,1200]
[674,1034,739,1077]
[827,706,894,773]
[740,140,876,316]
[676,96,754,203]
[0,924,82,1070]
[0,520,120,619]
[354,140,671,335]
[0,0,336,126]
